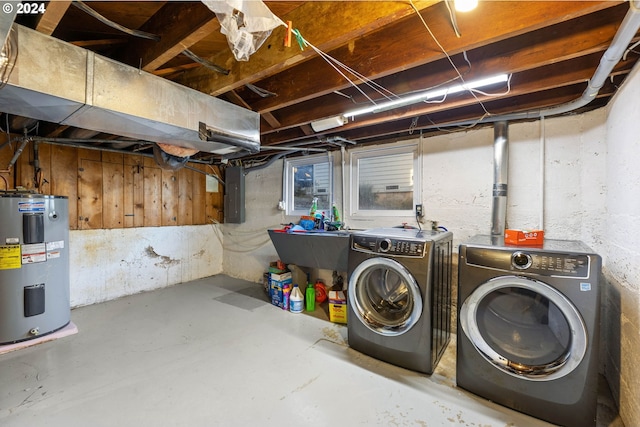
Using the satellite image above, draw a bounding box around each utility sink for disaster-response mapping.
[267,229,351,272]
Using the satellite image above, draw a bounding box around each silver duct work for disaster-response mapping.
[0,24,260,155]
[491,122,508,236]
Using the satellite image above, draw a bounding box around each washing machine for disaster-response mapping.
[457,235,601,427]
[347,227,453,374]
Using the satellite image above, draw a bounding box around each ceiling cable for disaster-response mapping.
[72,1,160,41]
[443,0,463,37]
[409,0,491,116]
[182,48,229,75]
[292,29,399,105]
[245,83,277,98]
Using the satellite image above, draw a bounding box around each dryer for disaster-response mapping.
[457,235,601,427]
[347,227,452,374]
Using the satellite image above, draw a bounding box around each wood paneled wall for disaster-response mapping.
[0,139,223,230]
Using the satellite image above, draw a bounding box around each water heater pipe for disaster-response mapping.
[491,121,508,236]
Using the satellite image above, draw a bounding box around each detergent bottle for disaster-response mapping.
[289,284,304,313]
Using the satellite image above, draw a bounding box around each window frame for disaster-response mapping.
[349,142,421,218]
[284,154,333,217]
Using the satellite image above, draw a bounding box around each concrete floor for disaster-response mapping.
[0,275,623,427]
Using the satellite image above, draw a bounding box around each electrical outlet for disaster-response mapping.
[415,204,424,217]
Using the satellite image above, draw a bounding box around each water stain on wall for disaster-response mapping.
[145,245,180,268]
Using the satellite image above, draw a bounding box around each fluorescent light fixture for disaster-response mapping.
[311,115,348,132]
[454,0,478,12]
[344,73,509,119]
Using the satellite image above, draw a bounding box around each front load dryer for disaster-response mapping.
[457,235,601,427]
[347,227,453,374]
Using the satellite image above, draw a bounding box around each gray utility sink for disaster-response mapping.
[267,229,351,272]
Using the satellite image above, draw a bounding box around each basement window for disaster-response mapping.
[350,143,420,217]
[284,155,333,216]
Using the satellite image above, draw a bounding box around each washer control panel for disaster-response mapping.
[352,235,426,257]
[466,247,591,277]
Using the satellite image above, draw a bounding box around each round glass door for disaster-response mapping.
[460,275,587,381]
[348,257,422,336]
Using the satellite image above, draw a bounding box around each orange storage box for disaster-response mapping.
[505,229,544,246]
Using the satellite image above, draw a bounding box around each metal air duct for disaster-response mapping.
[0,24,260,155]
[491,121,508,236]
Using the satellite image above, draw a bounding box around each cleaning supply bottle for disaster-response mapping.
[282,284,291,310]
[309,197,318,217]
[332,202,340,223]
[290,284,304,313]
[306,280,315,312]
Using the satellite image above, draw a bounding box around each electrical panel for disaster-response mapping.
[224,166,245,223]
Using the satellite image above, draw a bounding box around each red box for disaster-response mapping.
[505,229,544,246]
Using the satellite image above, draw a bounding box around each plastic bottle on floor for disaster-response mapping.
[306,281,315,312]
[282,284,291,310]
[289,284,304,313]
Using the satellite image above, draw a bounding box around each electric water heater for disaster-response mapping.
[0,193,70,344]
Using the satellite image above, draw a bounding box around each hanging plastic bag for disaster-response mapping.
[203,0,285,61]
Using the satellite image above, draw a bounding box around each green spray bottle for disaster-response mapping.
[305,273,315,312]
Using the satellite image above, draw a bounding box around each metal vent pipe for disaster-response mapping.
[491,121,509,235]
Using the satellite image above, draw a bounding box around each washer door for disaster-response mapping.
[460,275,587,381]
[348,257,423,336]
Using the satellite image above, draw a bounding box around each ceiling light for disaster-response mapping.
[344,73,509,119]
[311,115,348,132]
[454,0,478,12]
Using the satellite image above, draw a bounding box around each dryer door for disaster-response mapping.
[459,275,587,381]
[348,257,423,336]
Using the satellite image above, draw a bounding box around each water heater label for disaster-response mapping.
[18,201,45,212]
[46,240,65,251]
[22,243,47,264]
[0,245,22,270]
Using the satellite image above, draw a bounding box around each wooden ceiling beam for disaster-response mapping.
[176,1,439,96]
[248,1,622,116]
[260,56,611,146]
[117,2,220,71]
[260,7,626,136]
[35,1,72,35]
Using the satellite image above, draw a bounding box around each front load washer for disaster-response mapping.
[347,227,453,374]
[457,235,601,427]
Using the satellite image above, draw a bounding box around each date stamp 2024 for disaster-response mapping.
[3,2,46,15]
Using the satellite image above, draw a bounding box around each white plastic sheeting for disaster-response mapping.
[203,0,285,61]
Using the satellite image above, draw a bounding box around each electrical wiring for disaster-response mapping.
[182,48,229,75]
[408,0,492,116]
[417,74,512,133]
[469,73,513,97]
[72,1,160,41]
[206,164,225,186]
[443,0,462,38]
[292,29,399,105]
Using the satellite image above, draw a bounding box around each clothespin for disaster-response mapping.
[293,29,307,51]
[284,21,293,47]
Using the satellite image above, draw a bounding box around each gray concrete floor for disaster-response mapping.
[0,275,623,426]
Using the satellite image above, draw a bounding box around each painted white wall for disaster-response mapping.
[69,225,223,307]
[232,111,609,277]
[604,61,640,426]
[221,163,285,282]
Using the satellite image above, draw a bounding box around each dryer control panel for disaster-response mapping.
[466,248,592,278]
[352,235,426,257]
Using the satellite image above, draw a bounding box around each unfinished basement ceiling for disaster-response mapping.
[6,0,640,165]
